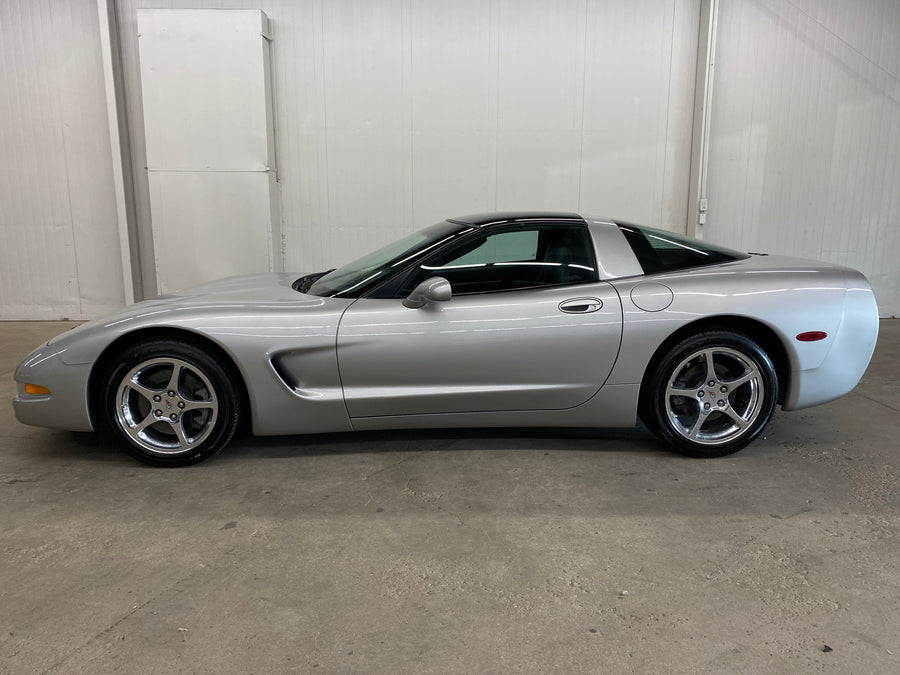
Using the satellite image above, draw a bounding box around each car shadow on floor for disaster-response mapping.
[39,425,666,466]
[230,425,663,459]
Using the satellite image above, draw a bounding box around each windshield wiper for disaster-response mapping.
[293,269,334,293]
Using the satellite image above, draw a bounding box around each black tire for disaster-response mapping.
[102,338,241,466]
[642,329,777,458]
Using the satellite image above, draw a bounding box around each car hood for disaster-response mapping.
[154,272,306,304]
[45,273,348,359]
[57,274,317,334]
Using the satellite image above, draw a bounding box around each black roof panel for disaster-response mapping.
[448,211,584,227]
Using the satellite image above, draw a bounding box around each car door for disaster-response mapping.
[336,222,624,418]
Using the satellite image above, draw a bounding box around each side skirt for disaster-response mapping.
[349,384,640,432]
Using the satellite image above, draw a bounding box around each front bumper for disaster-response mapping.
[13,347,95,432]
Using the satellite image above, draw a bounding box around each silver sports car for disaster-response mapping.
[14,212,879,466]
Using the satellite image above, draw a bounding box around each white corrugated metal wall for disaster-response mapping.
[113,0,701,296]
[706,0,900,316]
[2,0,899,319]
[0,0,126,320]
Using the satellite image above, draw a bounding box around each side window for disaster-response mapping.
[618,224,747,275]
[451,230,539,266]
[400,225,596,295]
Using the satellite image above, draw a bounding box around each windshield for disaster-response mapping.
[305,221,467,297]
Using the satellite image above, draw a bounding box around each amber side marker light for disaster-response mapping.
[796,331,827,342]
[24,383,51,395]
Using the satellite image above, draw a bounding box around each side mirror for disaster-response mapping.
[403,277,452,309]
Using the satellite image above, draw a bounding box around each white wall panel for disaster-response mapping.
[411,132,493,224]
[409,0,493,222]
[496,0,583,134]
[147,171,276,290]
[320,1,411,256]
[496,132,583,208]
[137,9,280,293]
[0,0,126,319]
[409,1,492,133]
[324,129,410,252]
[138,10,273,171]
[494,0,583,210]
[707,0,900,317]
[114,0,700,285]
[581,0,699,226]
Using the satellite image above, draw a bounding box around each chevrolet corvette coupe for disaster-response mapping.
[14,212,879,466]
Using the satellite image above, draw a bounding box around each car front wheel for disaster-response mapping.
[103,338,241,466]
[643,330,778,457]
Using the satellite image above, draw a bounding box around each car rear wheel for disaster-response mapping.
[103,338,241,466]
[643,330,777,457]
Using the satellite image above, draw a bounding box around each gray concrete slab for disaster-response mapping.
[1,320,898,673]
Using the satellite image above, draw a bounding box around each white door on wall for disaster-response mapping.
[137,8,280,294]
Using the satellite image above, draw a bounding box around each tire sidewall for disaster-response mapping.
[646,330,777,458]
[103,339,239,466]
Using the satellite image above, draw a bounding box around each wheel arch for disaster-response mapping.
[87,327,252,432]
[638,316,790,412]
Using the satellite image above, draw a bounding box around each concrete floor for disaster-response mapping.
[1,320,898,674]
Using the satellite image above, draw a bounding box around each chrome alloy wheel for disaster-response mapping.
[114,357,219,455]
[664,347,764,446]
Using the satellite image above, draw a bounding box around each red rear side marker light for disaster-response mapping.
[796,331,827,342]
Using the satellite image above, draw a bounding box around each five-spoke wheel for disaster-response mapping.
[643,330,777,457]
[104,339,241,466]
[115,357,219,454]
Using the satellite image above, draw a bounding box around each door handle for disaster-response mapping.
[558,297,602,313]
